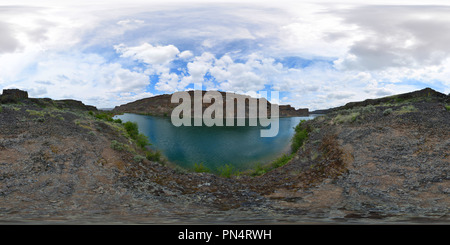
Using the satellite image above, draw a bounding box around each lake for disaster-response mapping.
[114,113,318,172]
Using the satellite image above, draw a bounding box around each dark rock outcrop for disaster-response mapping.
[0,89,29,103]
[279,105,308,117]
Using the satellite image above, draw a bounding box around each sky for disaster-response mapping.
[1,0,449,110]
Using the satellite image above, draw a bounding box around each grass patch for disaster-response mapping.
[26,109,46,117]
[74,119,94,130]
[395,105,417,115]
[334,112,360,124]
[248,153,296,177]
[332,105,377,124]
[193,163,211,173]
[445,104,450,111]
[271,153,294,169]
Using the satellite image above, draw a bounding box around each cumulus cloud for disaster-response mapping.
[178,50,194,60]
[114,43,180,66]
[154,73,181,92]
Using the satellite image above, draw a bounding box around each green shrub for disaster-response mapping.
[445,105,450,111]
[136,133,150,149]
[217,164,234,178]
[146,150,161,162]
[360,105,376,114]
[110,140,124,151]
[291,130,308,153]
[193,163,211,173]
[94,112,114,122]
[291,120,309,153]
[383,108,393,116]
[133,155,146,163]
[114,118,122,124]
[124,121,139,139]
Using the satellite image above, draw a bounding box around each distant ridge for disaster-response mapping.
[310,87,449,114]
[113,90,309,117]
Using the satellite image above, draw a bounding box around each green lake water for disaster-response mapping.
[115,113,318,172]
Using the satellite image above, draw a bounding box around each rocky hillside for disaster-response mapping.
[311,87,449,114]
[0,88,448,224]
[113,90,309,117]
[247,93,449,220]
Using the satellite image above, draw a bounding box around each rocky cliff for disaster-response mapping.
[0,89,29,103]
[113,90,309,117]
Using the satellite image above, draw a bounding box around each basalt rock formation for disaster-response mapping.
[113,90,309,117]
[0,89,29,103]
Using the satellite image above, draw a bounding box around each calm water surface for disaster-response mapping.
[115,113,318,171]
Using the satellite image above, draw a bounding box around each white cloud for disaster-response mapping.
[117,19,144,26]
[154,72,181,92]
[114,42,180,66]
[114,91,154,105]
[178,50,194,60]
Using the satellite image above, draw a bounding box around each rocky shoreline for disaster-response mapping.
[0,88,449,224]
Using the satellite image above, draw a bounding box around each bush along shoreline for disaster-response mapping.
[90,111,165,165]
